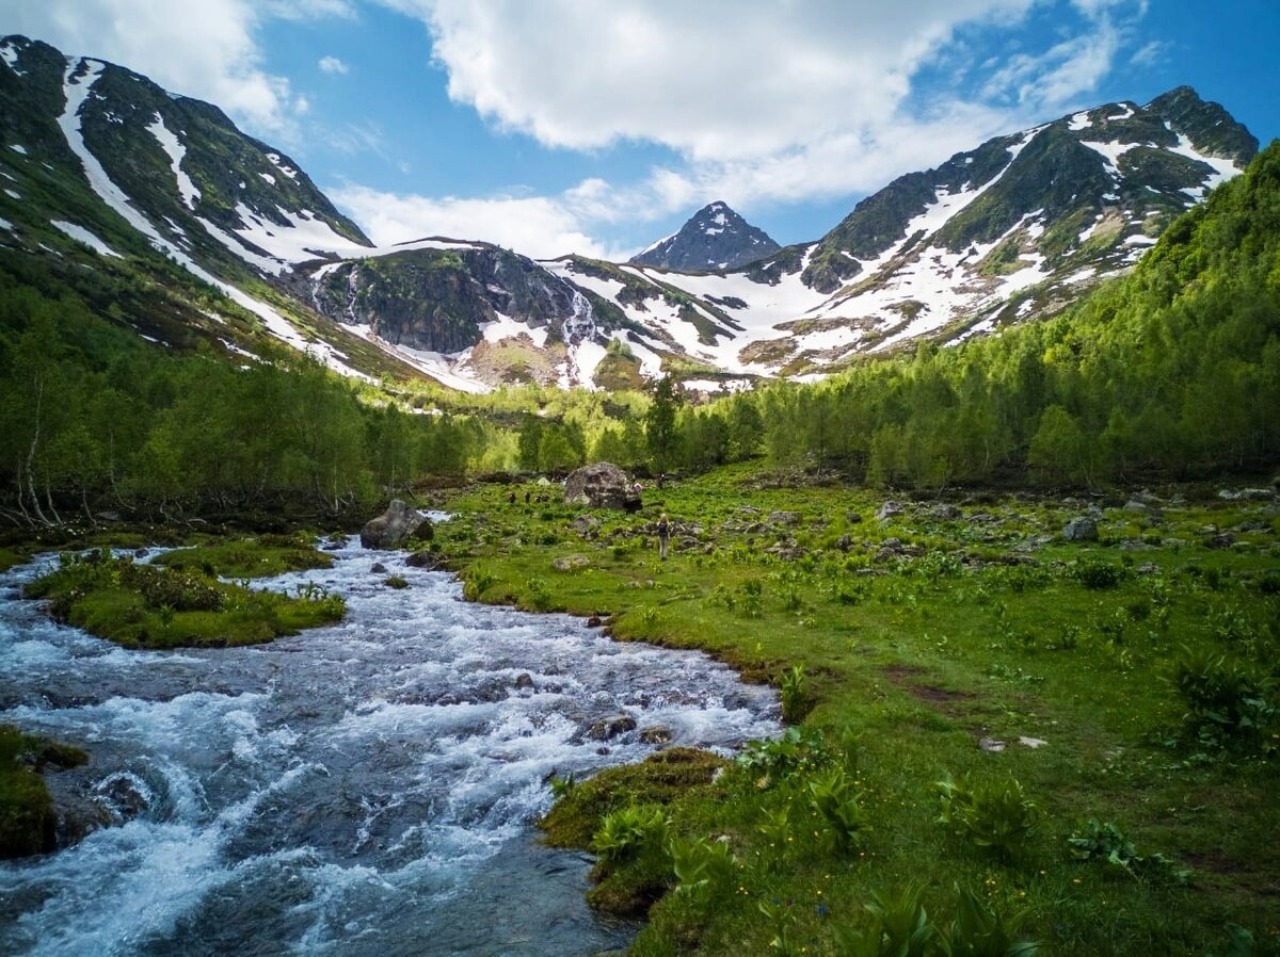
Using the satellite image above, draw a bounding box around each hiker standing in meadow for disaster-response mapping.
[656,512,672,560]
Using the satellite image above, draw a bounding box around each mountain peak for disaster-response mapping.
[630,201,780,272]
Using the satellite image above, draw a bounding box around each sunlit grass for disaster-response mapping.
[439,468,1280,955]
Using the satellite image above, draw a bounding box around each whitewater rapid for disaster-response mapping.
[0,536,779,955]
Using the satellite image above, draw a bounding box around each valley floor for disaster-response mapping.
[435,466,1280,955]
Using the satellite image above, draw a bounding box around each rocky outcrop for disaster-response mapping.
[563,462,641,511]
[360,500,430,549]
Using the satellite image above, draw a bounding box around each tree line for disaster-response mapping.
[2,141,1277,526]
[0,277,481,526]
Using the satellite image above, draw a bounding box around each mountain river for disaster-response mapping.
[0,532,780,955]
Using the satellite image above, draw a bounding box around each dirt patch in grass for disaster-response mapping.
[880,664,978,715]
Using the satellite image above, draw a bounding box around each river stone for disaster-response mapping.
[360,500,430,549]
[405,549,446,569]
[586,714,637,741]
[563,462,641,511]
[639,727,673,745]
[1204,531,1237,549]
[1062,516,1098,542]
[552,554,590,572]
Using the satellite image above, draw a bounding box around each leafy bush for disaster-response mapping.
[808,766,868,855]
[669,834,737,903]
[593,804,671,865]
[737,726,831,783]
[937,886,1039,957]
[936,774,1039,861]
[837,884,934,957]
[1075,560,1123,590]
[1067,819,1191,883]
[1170,649,1276,755]
[779,664,809,723]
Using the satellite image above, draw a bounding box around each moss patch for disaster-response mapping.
[152,534,334,579]
[25,549,345,649]
[0,725,87,859]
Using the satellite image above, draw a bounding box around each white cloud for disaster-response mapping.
[330,182,627,260]
[391,0,1042,161]
[344,0,1149,251]
[981,13,1122,109]
[319,55,350,75]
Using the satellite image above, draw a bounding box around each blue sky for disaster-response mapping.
[6,1,1277,260]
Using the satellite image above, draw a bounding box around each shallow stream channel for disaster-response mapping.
[0,531,780,955]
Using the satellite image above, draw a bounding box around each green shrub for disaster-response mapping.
[833,884,934,957]
[937,774,1039,861]
[937,886,1039,957]
[669,834,737,903]
[1075,560,1123,590]
[1170,649,1276,755]
[1067,819,1191,883]
[779,664,809,723]
[593,804,671,865]
[808,766,868,855]
[737,726,831,784]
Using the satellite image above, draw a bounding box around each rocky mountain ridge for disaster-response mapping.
[0,34,1261,392]
[629,201,780,272]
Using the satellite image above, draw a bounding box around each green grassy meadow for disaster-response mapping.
[436,467,1280,955]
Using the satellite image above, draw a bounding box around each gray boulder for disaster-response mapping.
[563,462,641,511]
[361,500,429,549]
[1062,516,1099,542]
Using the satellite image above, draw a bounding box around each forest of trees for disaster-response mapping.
[1,143,1277,526]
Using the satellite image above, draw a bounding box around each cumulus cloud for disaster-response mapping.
[394,0,1042,160]
[330,183,628,260]
[319,55,350,74]
[344,0,1149,252]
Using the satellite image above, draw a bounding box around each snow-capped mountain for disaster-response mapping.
[629,201,781,272]
[557,87,1257,381]
[0,34,1260,392]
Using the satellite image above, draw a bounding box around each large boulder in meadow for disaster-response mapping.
[1062,516,1099,542]
[563,462,641,511]
[361,500,430,550]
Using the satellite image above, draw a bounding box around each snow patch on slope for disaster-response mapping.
[57,58,369,381]
[51,219,122,257]
[147,114,201,210]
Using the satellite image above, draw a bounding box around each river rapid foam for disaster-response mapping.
[0,536,779,955]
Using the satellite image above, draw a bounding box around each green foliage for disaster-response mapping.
[936,774,1040,862]
[807,766,868,855]
[1067,819,1191,883]
[0,725,88,859]
[593,804,671,864]
[548,771,577,800]
[779,663,809,723]
[1074,560,1125,590]
[669,834,738,903]
[833,884,935,957]
[937,886,1038,957]
[24,549,344,648]
[154,537,334,579]
[1170,648,1276,755]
